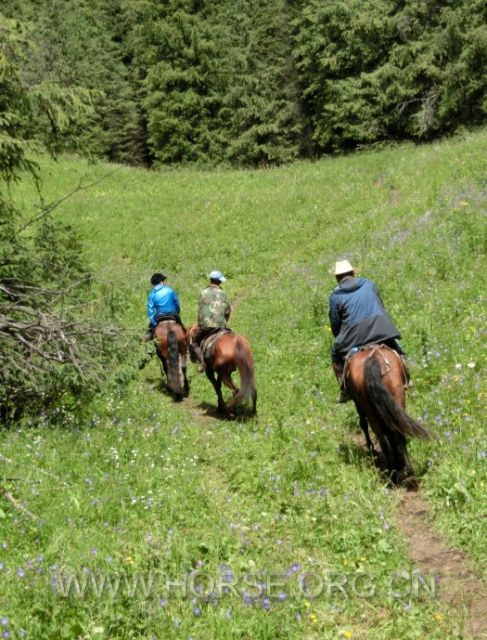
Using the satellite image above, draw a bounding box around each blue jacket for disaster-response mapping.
[329,277,400,357]
[147,284,180,327]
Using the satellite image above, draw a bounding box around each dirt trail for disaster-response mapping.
[350,431,487,637]
[397,489,487,639]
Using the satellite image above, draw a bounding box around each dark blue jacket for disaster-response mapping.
[147,284,180,327]
[329,277,400,357]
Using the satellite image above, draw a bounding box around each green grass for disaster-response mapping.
[1,129,486,638]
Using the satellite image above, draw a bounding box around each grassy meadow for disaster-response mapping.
[1,129,486,639]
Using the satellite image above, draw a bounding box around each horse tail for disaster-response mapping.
[227,337,257,415]
[364,357,429,439]
[167,330,184,398]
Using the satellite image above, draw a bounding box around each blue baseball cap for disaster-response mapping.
[209,270,227,282]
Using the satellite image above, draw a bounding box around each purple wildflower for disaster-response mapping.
[17,567,25,578]
[193,606,202,617]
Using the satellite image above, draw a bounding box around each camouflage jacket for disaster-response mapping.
[198,284,231,329]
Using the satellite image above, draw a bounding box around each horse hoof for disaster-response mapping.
[402,474,418,491]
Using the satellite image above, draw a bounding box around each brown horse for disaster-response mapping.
[345,344,430,486]
[153,321,189,400]
[187,325,257,417]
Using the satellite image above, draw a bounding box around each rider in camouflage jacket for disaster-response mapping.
[193,271,231,371]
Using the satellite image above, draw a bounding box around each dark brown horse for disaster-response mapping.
[345,344,430,486]
[153,321,189,400]
[187,325,257,417]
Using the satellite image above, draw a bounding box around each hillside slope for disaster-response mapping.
[1,130,486,638]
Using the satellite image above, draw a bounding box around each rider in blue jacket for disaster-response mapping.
[145,273,183,341]
[329,260,405,402]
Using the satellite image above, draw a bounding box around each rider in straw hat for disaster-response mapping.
[329,259,406,403]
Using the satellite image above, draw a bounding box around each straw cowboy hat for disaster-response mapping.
[334,259,355,276]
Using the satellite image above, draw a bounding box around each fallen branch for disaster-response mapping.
[1,486,39,521]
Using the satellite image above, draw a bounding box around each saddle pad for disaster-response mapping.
[343,343,405,388]
[201,329,232,361]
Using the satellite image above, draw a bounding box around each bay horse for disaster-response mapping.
[345,344,430,487]
[153,321,189,400]
[187,325,257,417]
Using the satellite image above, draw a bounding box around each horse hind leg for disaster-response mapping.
[206,369,226,414]
[355,403,374,453]
[393,434,418,489]
[181,352,190,397]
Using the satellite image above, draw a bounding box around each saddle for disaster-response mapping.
[343,344,409,390]
[200,328,232,361]
[155,313,180,325]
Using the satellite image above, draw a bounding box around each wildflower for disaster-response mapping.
[0,619,8,627]
[343,632,353,639]
[159,598,168,608]
[262,597,271,610]
[285,563,301,577]
[433,612,443,621]
[17,567,25,578]
[193,606,202,617]
[125,556,134,565]
[0,563,4,571]
[309,613,318,624]
[467,362,476,368]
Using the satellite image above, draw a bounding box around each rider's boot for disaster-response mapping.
[332,362,351,403]
[193,345,206,373]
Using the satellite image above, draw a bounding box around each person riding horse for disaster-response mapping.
[145,272,184,342]
[328,260,407,403]
[192,270,231,372]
